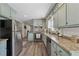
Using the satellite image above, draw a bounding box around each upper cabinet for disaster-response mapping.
[0,3,16,19]
[33,20,43,26]
[53,3,79,28]
[0,4,10,18]
[11,8,16,19]
[57,4,66,27]
[53,11,58,28]
[67,3,79,25]
[53,4,66,28]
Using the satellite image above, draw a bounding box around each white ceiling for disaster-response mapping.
[8,3,55,21]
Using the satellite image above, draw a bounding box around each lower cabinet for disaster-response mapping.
[42,34,47,46]
[56,45,70,56]
[51,41,57,56]
[51,40,70,56]
[0,40,7,56]
[42,34,71,56]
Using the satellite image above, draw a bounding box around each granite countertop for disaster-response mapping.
[43,32,79,52]
[0,39,8,41]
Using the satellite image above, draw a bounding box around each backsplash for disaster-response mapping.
[62,27,79,37]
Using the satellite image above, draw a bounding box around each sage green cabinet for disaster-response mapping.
[67,3,79,25]
[0,4,10,18]
[57,4,66,27]
[42,34,47,46]
[53,11,58,28]
[11,8,16,19]
[51,40,70,56]
[51,41,57,56]
[53,4,66,28]
[33,20,43,26]
[56,45,70,56]
[54,3,79,26]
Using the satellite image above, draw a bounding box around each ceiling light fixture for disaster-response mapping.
[24,15,28,17]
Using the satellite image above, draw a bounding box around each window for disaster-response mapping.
[48,16,55,31]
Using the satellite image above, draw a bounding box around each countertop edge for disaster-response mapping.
[42,32,78,55]
[0,39,8,41]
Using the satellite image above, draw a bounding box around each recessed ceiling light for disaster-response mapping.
[24,15,27,17]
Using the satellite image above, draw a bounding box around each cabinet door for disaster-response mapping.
[42,35,47,46]
[0,4,10,18]
[56,45,70,56]
[33,20,43,26]
[51,41,57,56]
[67,3,79,25]
[58,4,66,27]
[53,12,58,28]
[11,8,16,19]
[0,40,7,56]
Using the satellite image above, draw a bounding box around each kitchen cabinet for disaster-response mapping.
[57,4,66,27]
[51,41,57,56]
[51,40,70,56]
[67,3,79,25]
[53,4,66,28]
[33,20,43,26]
[0,4,10,18]
[53,11,58,28]
[14,32,22,56]
[42,34,47,46]
[11,8,16,19]
[56,45,70,56]
[0,39,7,56]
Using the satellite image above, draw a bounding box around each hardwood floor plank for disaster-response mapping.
[19,41,48,56]
[41,43,48,56]
[24,42,35,56]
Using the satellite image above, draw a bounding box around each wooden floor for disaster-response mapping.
[19,41,48,56]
